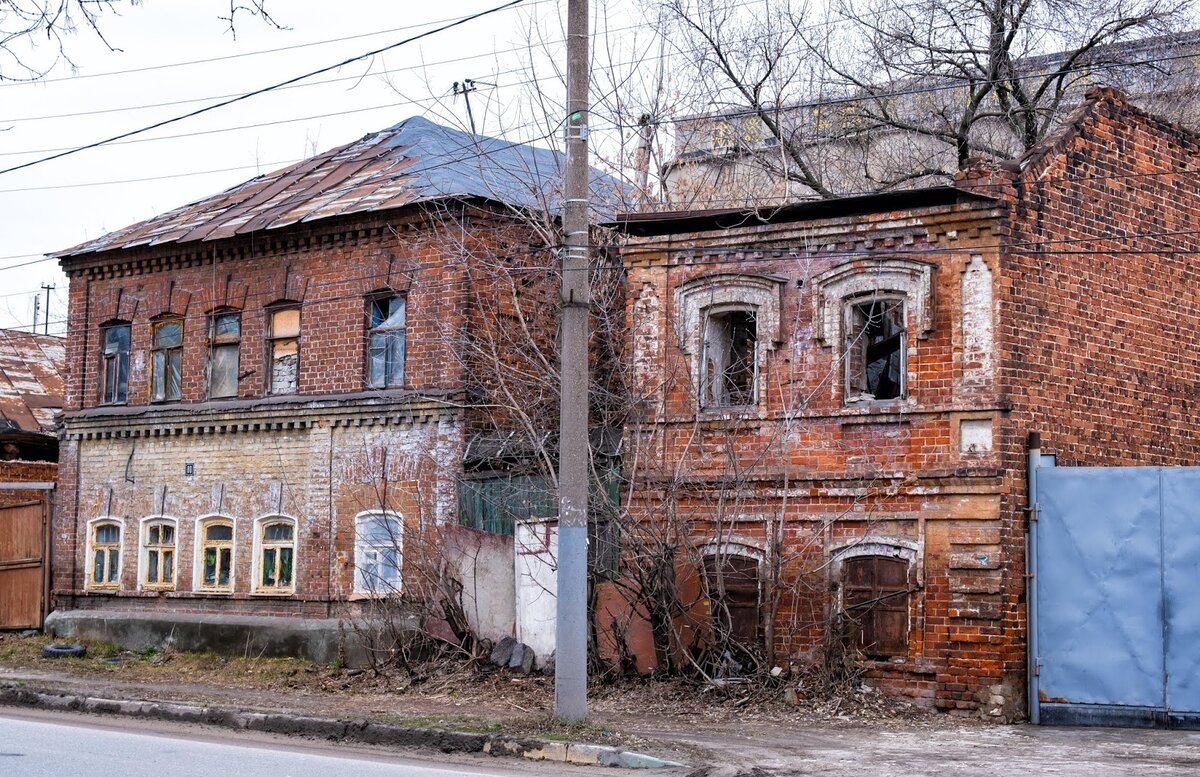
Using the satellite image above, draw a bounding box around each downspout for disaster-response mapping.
[1026,431,1041,724]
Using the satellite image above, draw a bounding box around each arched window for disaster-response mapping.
[140,517,177,590]
[87,518,123,590]
[254,516,296,593]
[196,517,235,592]
[843,555,911,657]
[354,512,402,594]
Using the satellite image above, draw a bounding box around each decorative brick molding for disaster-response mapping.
[811,257,935,347]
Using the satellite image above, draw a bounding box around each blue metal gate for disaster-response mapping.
[1031,461,1200,727]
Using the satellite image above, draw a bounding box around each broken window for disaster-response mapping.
[845,298,905,402]
[90,521,121,589]
[256,518,295,593]
[100,322,130,405]
[354,512,402,594]
[208,310,241,399]
[843,555,910,657]
[198,518,234,592]
[142,519,176,589]
[702,308,757,408]
[267,306,300,394]
[703,553,761,644]
[367,297,406,389]
[150,318,183,403]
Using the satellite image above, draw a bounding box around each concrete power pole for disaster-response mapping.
[555,0,591,723]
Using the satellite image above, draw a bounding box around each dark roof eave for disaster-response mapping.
[607,186,1001,237]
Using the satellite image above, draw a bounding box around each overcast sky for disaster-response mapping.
[0,0,611,335]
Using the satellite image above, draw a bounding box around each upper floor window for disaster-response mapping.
[255,517,296,594]
[208,310,241,399]
[100,322,130,405]
[367,296,406,389]
[266,306,300,395]
[702,308,757,408]
[150,318,183,403]
[140,518,176,590]
[843,555,910,658]
[88,519,122,590]
[197,517,235,592]
[845,297,905,402]
[354,512,402,594]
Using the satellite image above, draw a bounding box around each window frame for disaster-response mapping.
[701,550,762,646]
[138,516,178,591]
[149,316,184,403]
[252,515,297,595]
[85,517,124,591]
[700,304,759,409]
[206,309,242,399]
[353,511,403,595]
[365,295,406,390]
[842,294,907,403]
[841,554,912,658]
[265,304,301,395]
[194,515,236,593]
[99,321,131,406]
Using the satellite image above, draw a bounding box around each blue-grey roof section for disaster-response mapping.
[54,116,626,258]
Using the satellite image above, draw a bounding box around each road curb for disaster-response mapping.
[0,683,684,769]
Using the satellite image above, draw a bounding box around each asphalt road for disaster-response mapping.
[0,709,559,777]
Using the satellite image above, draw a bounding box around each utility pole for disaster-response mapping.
[555,0,590,723]
[31,295,40,334]
[452,78,493,136]
[40,283,54,334]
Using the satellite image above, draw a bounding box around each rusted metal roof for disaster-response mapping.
[55,117,621,259]
[0,330,65,437]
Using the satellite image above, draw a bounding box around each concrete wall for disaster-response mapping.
[442,523,515,643]
[514,517,557,664]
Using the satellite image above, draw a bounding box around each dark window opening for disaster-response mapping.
[208,311,241,399]
[367,297,406,389]
[150,319,183,403]
[101,323,130,405]
[846,299,904,401]
[703,309,757,407]
[843,555,910,658]
[703,553,761,644]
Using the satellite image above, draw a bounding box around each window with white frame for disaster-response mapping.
[354,512,402,594]
[197,517,235,592]
[255,517,296,593]
[140,518,177,589]
[88,519,122,589]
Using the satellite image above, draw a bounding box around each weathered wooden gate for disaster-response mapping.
[1030,461,1200,728]
[0,500,50,630]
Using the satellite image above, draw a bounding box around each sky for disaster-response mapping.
[0,0,615,335]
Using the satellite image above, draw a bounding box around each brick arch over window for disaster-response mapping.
[697,541,765,646]
[830,540,918,659]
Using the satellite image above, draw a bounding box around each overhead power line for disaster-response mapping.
[0,0,526,179]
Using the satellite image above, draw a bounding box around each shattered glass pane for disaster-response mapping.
[161,524,174,544]
[371,297,405,329]
[846,299,905,401]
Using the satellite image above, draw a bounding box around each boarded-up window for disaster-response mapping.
[702,309,757,407]
[845,299,905,402]
[150,319,183,403]
[843,555,910,657]
[208,311,241,399]
[199,519,234,592]
[101,323,130,405]
[703,554,761,644]
[267,307,300,394]
[367,297,406,389]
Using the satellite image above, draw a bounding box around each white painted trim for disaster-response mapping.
[193,514,237,594]
[136,515,179,591]
[250,514,298,595]
[84,516,124,592]
[352,510,403,595]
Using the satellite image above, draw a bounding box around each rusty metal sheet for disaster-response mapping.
[0,330,64,436]
[53,116,619,260]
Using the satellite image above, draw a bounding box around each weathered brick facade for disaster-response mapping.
[613,88,1200,718]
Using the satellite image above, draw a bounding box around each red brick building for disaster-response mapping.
[47,117,613,659]
[608,88,1200,718]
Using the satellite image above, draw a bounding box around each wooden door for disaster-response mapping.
[0,501,47,629]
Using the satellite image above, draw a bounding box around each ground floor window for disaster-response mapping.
[141,519,176,589]
[354,512,402,594]
[89,520,122,589]
[255,517,296,593]
[703,553,761,644]
[198,518,235,592]
[843,555,910,657]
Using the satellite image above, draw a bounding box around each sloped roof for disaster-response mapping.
[0,330,65,437]
[56,116,622,258]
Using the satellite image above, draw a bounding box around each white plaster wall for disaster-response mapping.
[443,524,515,643]
[514,517,558,664]
[961,255,995,388]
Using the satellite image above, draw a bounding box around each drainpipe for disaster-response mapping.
[1026,431,1041,724]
